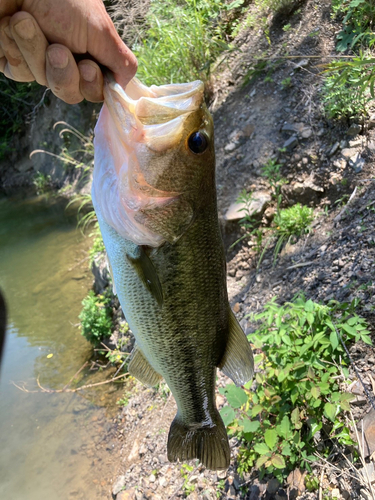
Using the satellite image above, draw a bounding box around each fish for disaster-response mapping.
[92,73,254,470]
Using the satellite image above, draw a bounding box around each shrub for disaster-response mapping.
[220,295,371,480]
[322,57,373,122]
[79,290,113,346]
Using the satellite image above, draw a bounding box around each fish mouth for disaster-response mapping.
[92,74,206,247]
[103,72,205,152]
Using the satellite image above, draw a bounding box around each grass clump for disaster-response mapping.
[79,290,113,346]
[220,295,371,480]
[133,0,239,86]
[273,203,314,255]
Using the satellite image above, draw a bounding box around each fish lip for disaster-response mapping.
[103,71,205,128]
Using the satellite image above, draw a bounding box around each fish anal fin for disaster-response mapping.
[128,346,162,387]
[218,308,254,386]
[126,245,163,307]
[167,411,230,471]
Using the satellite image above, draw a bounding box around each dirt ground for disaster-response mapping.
[104,0,375,498]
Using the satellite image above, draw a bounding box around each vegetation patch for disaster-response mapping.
[79,290,113,346]
[220,295,372,480]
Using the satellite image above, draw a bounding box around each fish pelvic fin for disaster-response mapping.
[218,308,254,386]
[167,411,230,471]
[128,346,162,387]
[126,245,163,307]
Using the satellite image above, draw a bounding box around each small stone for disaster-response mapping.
[341,147,357,159]
[128,439,139,461]
[281,123,297,133]
[300,127,313,139]
[233,302,240,313]
[112,476,126,497]
[225,191,271,221]
[117,489,136,500]
[349,153,365,173]
[329,142,340,156]
[294,59,309,69]
[267,478,280,494]
[148,474,156,483]
[283,136,298,151]
[224,142,238,152]
[158,476,167,488]
[347,123,361,136]
[332,488,340,498]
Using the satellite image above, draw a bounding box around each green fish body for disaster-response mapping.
[93,75,254,470]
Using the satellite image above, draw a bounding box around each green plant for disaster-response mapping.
[89,223,106,264]
[180,463,195,495]
[281,76,292,88]
[322,55,373,121]
[261,158,287,211]
[220,295,371,480]
[283,23,292,31]
[33,171,52,195]
[272,203,314,261]
[332,0,375,51]
[133,0,240,87]
[79,290,113,346]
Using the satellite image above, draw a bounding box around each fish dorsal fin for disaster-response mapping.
[126,246,163,307]
[218,308,254,386]
[128,345,162,387]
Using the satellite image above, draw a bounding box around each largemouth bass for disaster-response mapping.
[92,74,254,470]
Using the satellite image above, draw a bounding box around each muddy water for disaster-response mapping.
[0,196,124,500]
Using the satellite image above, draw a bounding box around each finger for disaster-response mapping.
[10,12,49,86]
[46,44,83,104]
[88,15,137,89]
[0,16,34,81]
[78,60,104,102]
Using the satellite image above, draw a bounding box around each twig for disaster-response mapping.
[334,187,358,222]
[286,261,314,270]
[12,372,129,394]
[62,361,88,391]
[319,467,324,500]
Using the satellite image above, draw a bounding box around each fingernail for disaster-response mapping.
[47,47,69,69]
[80,63,97,82]
[13,18,35,40]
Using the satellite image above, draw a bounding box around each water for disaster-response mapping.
[0,196,123,500]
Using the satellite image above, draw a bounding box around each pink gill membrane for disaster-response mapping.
[92,77,204,247]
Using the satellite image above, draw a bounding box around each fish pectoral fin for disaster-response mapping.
[128,346,162,387]
[126,246,163,307]
[168,410,230,471]
[218,308,254,386]
[134,198,194,244]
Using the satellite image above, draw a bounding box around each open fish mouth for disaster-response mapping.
[102,72,205,151]
[92,74,207,247]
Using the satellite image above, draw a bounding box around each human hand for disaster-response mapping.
[0,0,137,103]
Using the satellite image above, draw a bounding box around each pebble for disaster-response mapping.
[112,476,126,497]
[283,136,298,151]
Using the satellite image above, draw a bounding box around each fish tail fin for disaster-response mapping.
[167,410,230,471]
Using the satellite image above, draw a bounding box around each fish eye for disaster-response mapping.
[187,131,208,155]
